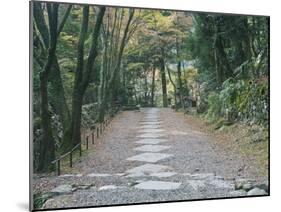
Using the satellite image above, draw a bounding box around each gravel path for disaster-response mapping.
[33,108,268,209]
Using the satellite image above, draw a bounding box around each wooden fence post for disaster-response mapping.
[69,152,72,168]
[86,136,89,150]
[92,132,94,144]
[57,160,61,176]
[79,143,82,157]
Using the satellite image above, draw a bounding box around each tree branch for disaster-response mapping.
[82,6,106,92]
[33,2,49,49]
[57,5,72,36]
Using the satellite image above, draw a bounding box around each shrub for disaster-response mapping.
[205,78,268,125]
[206,92,222,121]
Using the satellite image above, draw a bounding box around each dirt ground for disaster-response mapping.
[33,108,268,209]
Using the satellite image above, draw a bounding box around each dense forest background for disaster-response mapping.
[32,2,269,172]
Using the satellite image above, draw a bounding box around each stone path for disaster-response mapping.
[125,109,179,189]
[34,108,268,209]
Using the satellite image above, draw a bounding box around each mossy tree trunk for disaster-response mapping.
[166,65,177,107]
[151,67,156,107]
[62,6,106,150]
[34,3,71,135]
[108,9,135,97]
[37,3,59,172]
[160,57,168,107]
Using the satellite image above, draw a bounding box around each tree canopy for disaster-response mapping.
[32,2,269,172]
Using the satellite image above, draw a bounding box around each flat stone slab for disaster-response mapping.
[141,119,161,122]
[126,152,173,163]
[134,145,171,152]
[125,173,146,178]
[183,173,215,180]
[126,163,171,175]
[135,138,168,145]
[143,117,159,119]
[51,185,73,194]
[143,116,159,118]
[144,112,159,115]
[138,125,161,129]
[188,180,206,190]
[150,172,177,178]
[87,173,111,177]
[59,174,83,177]
[229,190,247,196]
[142,115,159,117]
[247,187,267,196]
[135,181,181,190]
[208,179,234,189]
[98,185,117,190]
[137,133,164,138]
[114,173,126,176]
[140,122,162,125]
[138,129,165,133]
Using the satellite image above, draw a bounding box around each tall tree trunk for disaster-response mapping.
[175,37,184,108]
[48,57,70,131]
[177,61,184,108]
[144,73,148,105]
[99,9,117,116]
[62,6,105,150]
[98,27,109,122]
[34,2,71,136]
[109,9,134,90]
[166,65,177,107]
[216,36,232,79]
[214,47,223,85]
[37,3,59,172]
[65,6,90,150]
[160,58,168,107]
[241,17,254,59]
[151,67,156,106]
[213,17,232,82]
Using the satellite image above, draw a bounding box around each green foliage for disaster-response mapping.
[81,103,99,129]
[206,92,222,121]
[205,78,268,125]
[34,192,54,209]
[187,13,268,126]
[32,2,269,175]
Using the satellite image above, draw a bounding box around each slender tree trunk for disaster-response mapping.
[62,6,105,150]
[48,56,70,131]
[214,47,222,85]
[166,65,177,107]
[144,74,148,105]
[98,28,109,122]
[151,67,156,106]
[109,9,134,89]
[37,3,59,172]
[63,6,90,150]
[213,17,232,82]
[242,17,255,59]
[177,61,184,108]
[100,9,117,115]
[160,58,168,107]
[216,36,232,79]
[175,37,184,108]
[34,2,71,140]
[108,9,134,107]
